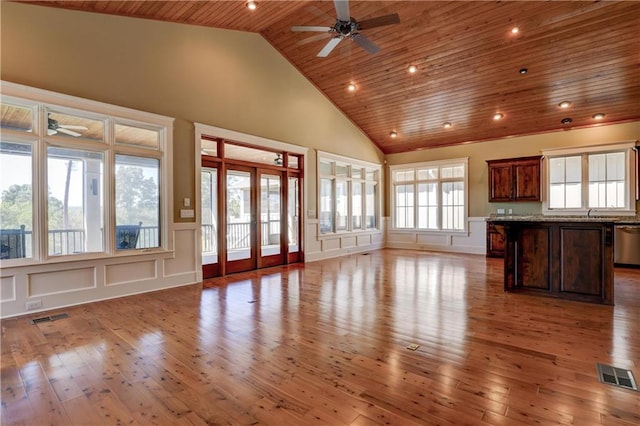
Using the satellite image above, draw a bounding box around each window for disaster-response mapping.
[115,155,160,249]
[47,147,104,255]
[543,142,636,215]
[0,83,172,262]
[0,141,33,258]
[391,158,468,232]
[317,152,380,235]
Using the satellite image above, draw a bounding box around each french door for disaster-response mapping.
[202,159,301,278]
[224,166,289,274]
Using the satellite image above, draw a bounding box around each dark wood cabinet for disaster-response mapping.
[502,220,614,305]
[486,222,505,257]
[487,156,541,202]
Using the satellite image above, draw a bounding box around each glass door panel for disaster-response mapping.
[288,176,300,254]
[201,167,218,278]
[260,174,281,257]
[226,169,253,264]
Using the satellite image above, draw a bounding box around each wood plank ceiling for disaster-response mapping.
[22,1,640,154]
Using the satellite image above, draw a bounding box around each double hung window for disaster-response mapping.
[543,142,636,214]
[391,158,468,232]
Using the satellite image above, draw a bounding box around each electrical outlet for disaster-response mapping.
[26,300,42,310]
[497,208,505,214]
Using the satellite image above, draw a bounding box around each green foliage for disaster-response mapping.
[0,184,32,229]
[116,166,159,226]
[0,184,64,229]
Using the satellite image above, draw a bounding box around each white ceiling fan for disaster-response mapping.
[292,0,400,57]
[47,117,88,137]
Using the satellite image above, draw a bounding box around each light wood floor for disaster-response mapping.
[2,249,639,425]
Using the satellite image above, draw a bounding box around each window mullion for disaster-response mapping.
[437,180,442,230]
[582,154,589,209]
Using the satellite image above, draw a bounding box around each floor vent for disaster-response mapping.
[30,313,69,325]
[596,363,638,391]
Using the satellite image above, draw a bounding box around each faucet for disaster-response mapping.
[587,208,593,218]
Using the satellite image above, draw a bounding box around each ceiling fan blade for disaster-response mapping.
[297,33,331,46]
[59,125,88,130]
[47,128,57,136]
[292,25,332,32]
[318,37,342,57]
[334,0,350,22]
[357,13,400,30]
[352,33,380,55]
[56,128,82,137]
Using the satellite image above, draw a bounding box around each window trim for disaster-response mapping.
[541,141,637,216]
[390,157,469,234]
[316,150,381,237]
[0,80,174,265]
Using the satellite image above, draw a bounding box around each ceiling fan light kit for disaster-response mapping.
[291,0,400,58]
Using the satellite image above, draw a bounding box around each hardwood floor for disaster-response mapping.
[2,249,639,425]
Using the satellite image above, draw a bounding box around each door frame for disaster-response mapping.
[196,125,307,280]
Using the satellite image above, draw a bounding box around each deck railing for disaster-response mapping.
[4,226,159,257]
[4,221,285,257]
[201,220,282,253]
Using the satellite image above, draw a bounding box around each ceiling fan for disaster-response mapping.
[47,117,88,137]
[292,0,400,57]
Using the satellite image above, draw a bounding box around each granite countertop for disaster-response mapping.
[488,214,640,224]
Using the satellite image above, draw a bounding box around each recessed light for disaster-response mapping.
[493,112,504,121]
[408,65,418,74]
[561,117,573,125]
[390,131,398,138]
[246,1,257,10]
[519,68,528,75]
[443,122,452,129]
[592,113,605,120]
[347,83,356,92]
[558,101,572,109]
[511,27,519,34]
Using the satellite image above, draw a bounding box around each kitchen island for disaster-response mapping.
[489,216,617,304]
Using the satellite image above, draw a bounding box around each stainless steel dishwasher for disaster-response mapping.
[614,225,640,265]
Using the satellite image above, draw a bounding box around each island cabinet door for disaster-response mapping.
[516,226,552,290]
[557,225,614,304]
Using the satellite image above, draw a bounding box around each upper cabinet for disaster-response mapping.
[487,156,542,202]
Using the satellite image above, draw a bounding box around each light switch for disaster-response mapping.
[184,197,191,207]
[180,209,194,218]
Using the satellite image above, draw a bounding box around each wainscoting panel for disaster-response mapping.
[164,226,198,278]
[28,267,97,297]
[105,260,157,286]
[386,217,486,255]
[0,275,16,302]
[305,219,386,262]
[1,223,199,319]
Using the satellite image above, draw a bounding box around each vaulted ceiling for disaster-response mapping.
[23,1,640,154]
